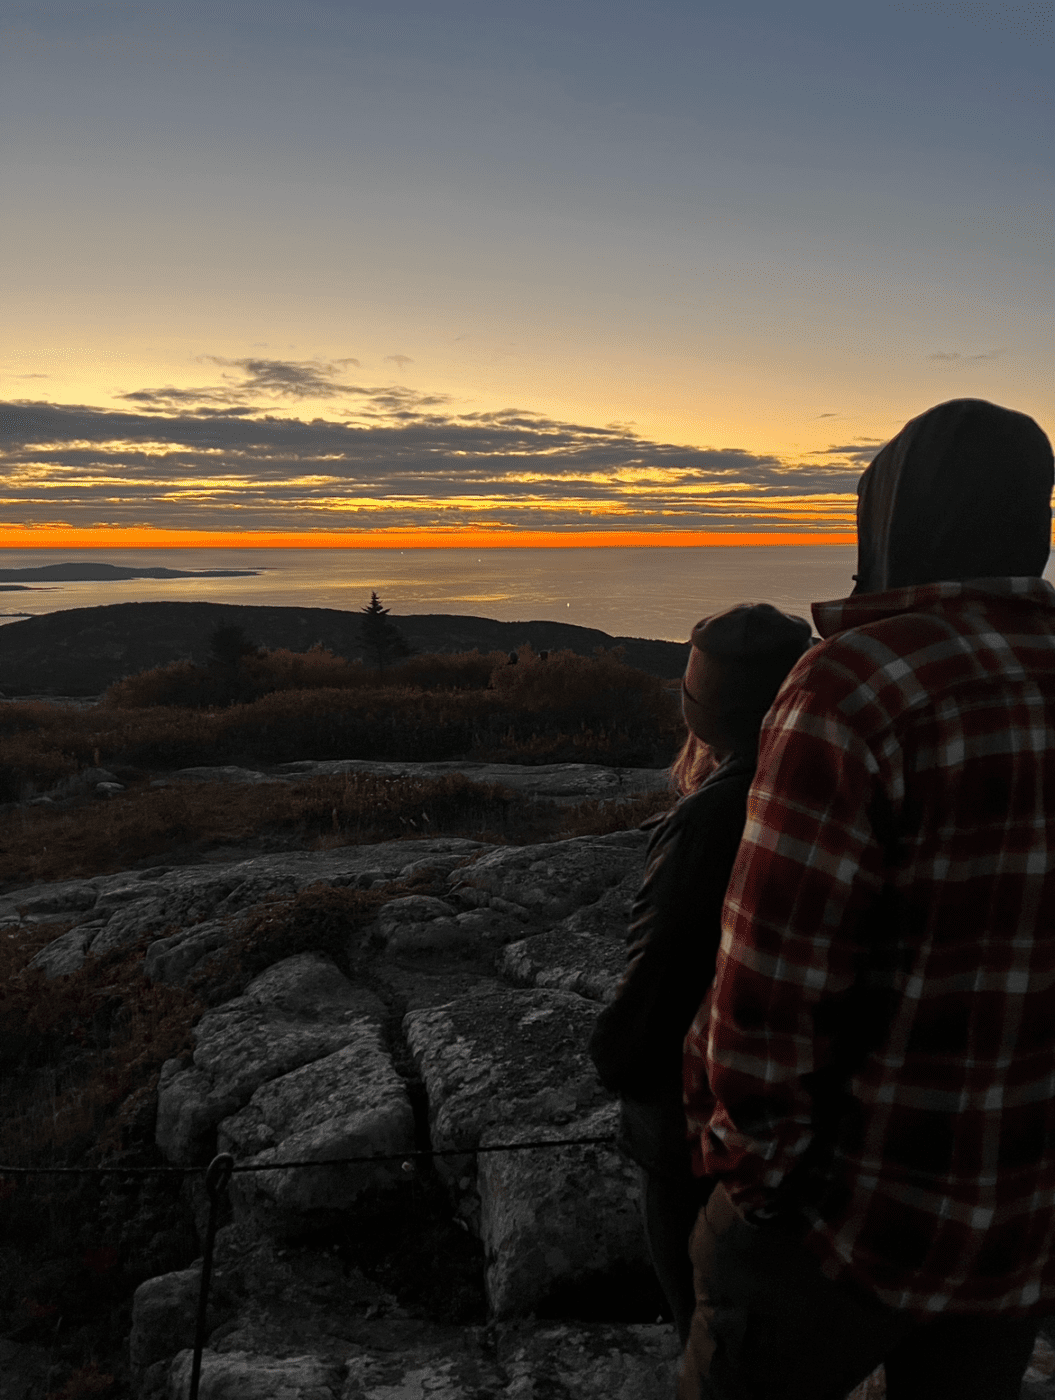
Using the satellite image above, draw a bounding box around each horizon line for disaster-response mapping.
[0,527,858,549]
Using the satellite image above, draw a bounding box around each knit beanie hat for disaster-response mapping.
[683,603,813,750]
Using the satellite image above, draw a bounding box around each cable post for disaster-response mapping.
[189,1153,233,1400]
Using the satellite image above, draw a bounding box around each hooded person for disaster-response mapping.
[588,602,812,1345]
[677,399,1055,1400]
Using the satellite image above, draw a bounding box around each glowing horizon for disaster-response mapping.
[0,527,857,550]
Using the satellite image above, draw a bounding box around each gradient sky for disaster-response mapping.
[1,0,1051,544]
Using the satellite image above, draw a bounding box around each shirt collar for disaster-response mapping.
[812,576,1055,640]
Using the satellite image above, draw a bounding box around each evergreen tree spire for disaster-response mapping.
[358,591,411,672]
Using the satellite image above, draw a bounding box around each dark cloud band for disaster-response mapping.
[1,360,862,532]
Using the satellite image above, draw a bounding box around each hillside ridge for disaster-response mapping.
[0,600,690,695]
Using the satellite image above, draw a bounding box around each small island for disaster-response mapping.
[0,562,258,583]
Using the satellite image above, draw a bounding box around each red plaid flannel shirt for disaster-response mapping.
[683,577,1055,1315]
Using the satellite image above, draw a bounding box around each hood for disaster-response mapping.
[854,398,1054,593]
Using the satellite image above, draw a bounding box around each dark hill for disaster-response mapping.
[0,601,690,696]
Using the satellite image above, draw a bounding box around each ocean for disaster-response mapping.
[4,545,1053,643]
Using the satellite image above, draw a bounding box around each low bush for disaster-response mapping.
[103,647,509,709]
[0,648,682,796]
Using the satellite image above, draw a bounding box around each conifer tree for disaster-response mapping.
[208,623,257,671]
[358,592,411,672]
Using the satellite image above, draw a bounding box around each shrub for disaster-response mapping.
[103,647,510,709]
[3,647,682,794]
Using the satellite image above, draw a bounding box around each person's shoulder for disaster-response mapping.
[668,763,753,828]
[779,613,942,700]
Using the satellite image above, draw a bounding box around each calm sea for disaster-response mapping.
[4,546,1053,643]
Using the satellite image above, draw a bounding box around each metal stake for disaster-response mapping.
[189,1153,233,1400]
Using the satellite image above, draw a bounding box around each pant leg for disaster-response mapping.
[640,1166,703,1347]
[883,1313,1041,1400]
[676,1184,917,1400]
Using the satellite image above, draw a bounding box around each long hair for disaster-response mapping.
[669,733,718,796]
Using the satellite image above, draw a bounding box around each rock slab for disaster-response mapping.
[156,954,391,1168]
[405,986,643,1315]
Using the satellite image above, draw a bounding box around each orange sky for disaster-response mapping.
[0,526,858,549]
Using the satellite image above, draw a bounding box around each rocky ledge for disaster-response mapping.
[11,766,1055,1399]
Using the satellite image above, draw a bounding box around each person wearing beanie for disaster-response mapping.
[678,400,1055,1400]
[588,602,812,1344]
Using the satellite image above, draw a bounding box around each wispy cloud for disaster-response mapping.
[120,356,369,410]
[0,361,863,534]
[808,439,884,467]
[118,358,444,419]
[927,348,1006,363]
[384,354,414,370]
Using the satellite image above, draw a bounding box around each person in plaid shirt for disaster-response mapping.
[678,398,1055,1400]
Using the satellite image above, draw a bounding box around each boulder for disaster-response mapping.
[405,986,609,1152]
[449,831,648,924]
[219,1033,415,1224]
[11,879,100,918]
[479,1104,643,1316]
[162,1323,682,1400]
[370,893,494,958]
[339,1328,507,1397]
[270,758,672,805]
[156,954,386,1165]
[19,837,496,977]
[167,1350,342,1400]
[170,766,285,785]
[145,920,231,987]
[27,921,105,977]
[495,1320,680,1399]
[130,1267,220,1370]
[404,986,645,1313]
[498,928,624,1002]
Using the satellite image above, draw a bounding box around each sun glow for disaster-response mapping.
[0,525,857,548]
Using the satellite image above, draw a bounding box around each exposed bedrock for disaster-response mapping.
[405,986,644,1316]
[17,809,679,1394]
[14,838,492,979]
[154,953,403,1182]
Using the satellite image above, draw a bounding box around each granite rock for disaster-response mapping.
[479,1105,643,1316]
[405,986,644,1313]
[495,1320,680,1399]
[130,1266,233,1371]
[219,1034,415,1224]
[15,837,493,979]
[167,1349,343,1400]
[26,922,105,976]
[156,954,386,1165]
[498,928,624,1002]
[449,830,648,924]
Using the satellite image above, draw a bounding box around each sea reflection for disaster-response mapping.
[0,543,946,641]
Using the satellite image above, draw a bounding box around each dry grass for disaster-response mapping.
[0,773,675,888]
[0,928,202,1164]
[0,771,517,884]
[0,647,681,799]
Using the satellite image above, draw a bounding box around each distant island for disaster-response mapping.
[0,562,259,583]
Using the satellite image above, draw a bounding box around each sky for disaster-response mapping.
[1,0,1051,547]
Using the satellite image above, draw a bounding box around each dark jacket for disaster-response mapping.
[588,754,754,1105]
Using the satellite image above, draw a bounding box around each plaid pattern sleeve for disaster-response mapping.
[683,577,1055,1315]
